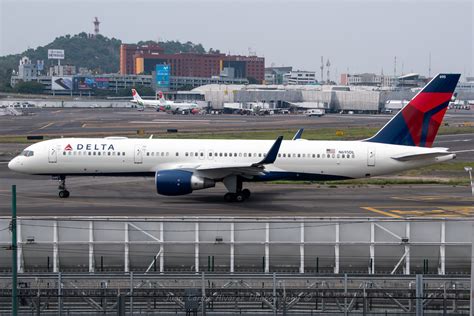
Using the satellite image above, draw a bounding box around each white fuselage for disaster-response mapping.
[8,137,454,180]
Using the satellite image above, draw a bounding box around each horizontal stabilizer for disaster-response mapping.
[391,151,454,161]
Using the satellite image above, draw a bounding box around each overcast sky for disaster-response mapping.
[1,0,472,78]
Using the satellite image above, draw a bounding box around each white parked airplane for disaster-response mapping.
[131,89,200,114]
[9,74,460,201]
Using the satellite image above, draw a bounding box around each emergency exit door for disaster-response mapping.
[134,145,143,164]
[367,148,376,167]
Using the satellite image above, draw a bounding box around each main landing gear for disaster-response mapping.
[56,175,70,198]
[224,189,251,202]
[223,176,251,202]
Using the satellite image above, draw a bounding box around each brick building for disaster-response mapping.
[119,44,264,83]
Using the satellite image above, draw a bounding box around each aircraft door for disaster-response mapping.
[134,145,143,164]
[367,147,376,167]
[48,146,58,163]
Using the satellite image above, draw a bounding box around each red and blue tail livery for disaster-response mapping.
[367,73,460,147]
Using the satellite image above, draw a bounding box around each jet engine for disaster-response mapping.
[155,170,215,196]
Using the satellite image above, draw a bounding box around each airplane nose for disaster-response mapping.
[8,157,20,172]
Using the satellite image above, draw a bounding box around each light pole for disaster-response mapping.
[465,167,473,196]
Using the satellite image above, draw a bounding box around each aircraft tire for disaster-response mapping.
[59,190,70,198]
[234,193,245,202]
[242,189,251,199]
[224,193,234,202]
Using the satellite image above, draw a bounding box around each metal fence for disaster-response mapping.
[1,217,472,275]
[0,273,470,315]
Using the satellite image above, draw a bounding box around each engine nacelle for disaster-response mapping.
[155,170,215,196]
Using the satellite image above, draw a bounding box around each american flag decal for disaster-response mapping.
[326,148,335,154]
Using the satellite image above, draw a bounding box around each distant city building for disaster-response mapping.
[49,65,76,76]
[119,44,164,75]
[265,67,293,85]
[16,57,38,81]
[283,70,318,85]
[340,73,382,86]
[340,73,427,88]
[119,44,265,83]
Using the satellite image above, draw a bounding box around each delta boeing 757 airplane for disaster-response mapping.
[8,74,460,202]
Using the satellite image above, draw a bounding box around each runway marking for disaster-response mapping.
[362,206,474,218]
[38,122,54,130]
[392,195,474,202]
[361,207,401,218]
[27,122,54,133]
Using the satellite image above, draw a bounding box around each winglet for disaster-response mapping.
[292,128,304,140]
[253,136,283,166]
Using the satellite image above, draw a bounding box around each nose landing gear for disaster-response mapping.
[56,175,70,198]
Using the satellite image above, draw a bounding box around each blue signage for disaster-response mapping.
[155,64,170,89]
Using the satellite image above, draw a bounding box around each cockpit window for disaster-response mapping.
[21,150,34,157]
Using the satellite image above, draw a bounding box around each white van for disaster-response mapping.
[305,109,325,117]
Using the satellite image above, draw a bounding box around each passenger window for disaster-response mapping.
[244,153,247,157]
[93,152,96,156]
[117,152,121,156]
[63,152,66,156]
[112,152,116,156]
[302,154,305,158]
[224,153,227,157]
[209,152,213,157]
[278,154,281,157]
[219,153,223,157]
[122,152,125,156]
[312,154,315,158]
[322,154,325,158]
[88,152,92,156]
[200,152,204,157]
[258,153,262,157]
[342,154,345,158]
[166,152,169,156]
[239,153,242,157]
[185,152,189,157]
[98,152,101,156]
[176,152,179,156]
[297,154,301,158]
[337,154,340,158]
[68,152,72,155]
[108,152,111,156]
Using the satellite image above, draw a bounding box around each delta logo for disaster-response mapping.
[64,143,115,151]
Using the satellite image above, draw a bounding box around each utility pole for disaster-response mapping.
[11,185,18,316]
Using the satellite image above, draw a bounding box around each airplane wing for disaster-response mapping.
[162,136,283,179]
